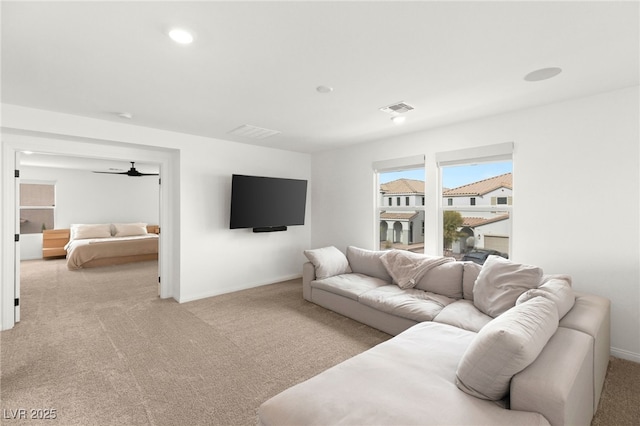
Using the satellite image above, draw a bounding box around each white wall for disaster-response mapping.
[311,86,640,361]
[1,104,311,331]
[19,165,160,259]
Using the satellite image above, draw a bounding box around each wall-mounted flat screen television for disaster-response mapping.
[230,174,308,232]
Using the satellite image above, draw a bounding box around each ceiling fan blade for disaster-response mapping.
[92,161,158,176]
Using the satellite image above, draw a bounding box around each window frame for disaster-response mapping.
[373,155,425,251]
[435,142,514,258]
[19,180,56,234]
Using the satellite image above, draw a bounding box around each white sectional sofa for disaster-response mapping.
[258,246,610,426]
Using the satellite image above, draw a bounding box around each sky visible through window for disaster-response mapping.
[380,161,512,189]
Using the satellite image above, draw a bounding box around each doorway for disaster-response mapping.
[1,130,179,331]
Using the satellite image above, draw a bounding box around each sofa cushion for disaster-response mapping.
[311,273,388,301]
[517,278,575,319]
[433,300,493,332]
[380,250,454,289]
[346,246,392,282]
[473,256,543,317]
[415,261,464,299]
[456,296,559,401]
[304,246,351,279]
[462,261,482,300]
[259,322,550,426]
[359,285,454,322]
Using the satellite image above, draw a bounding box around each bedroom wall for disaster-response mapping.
[310,86,640,362]
[1,104,311,328]
[19,165,160,260]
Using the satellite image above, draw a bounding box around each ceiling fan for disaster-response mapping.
[93,162,158,177]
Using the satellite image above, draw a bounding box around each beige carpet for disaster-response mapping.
[1,259,638,425]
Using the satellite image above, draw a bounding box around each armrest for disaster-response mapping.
[511,327,593,426]
[559,291,610,412]
[302,262,316,301]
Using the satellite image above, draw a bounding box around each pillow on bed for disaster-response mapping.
[113,223,148,237]
[70,224,112,240]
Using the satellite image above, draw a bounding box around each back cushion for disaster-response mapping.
[456,296,559,401]
[473,256,542,318]
[415,261,463,299]
[462,261,482,300]
[516,278,575,319]
[346,246,392,282]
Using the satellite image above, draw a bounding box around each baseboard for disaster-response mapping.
[178,274,302,303]
[610,347,640,363]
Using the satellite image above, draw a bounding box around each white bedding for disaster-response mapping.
[64,234,158,253]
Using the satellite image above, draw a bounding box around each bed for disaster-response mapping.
[62,223,159,270]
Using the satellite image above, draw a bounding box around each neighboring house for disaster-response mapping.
[443,173,512,254]
[443,173,512,209]
[378,174,512,252]
[379,179,425,246]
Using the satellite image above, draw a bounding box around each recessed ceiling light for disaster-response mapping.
[169,28,194,44]
[391,116,406,125]
[524,67,562,82]
[316,85,333,93]
[117,112,133,119]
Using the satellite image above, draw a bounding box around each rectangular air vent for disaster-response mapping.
[379,101,415,115]
[228,124,281,140]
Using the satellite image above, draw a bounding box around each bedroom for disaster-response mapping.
[18,155,160,264]
[0,1,638,421]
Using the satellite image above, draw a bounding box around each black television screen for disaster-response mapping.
[230,174,308,232]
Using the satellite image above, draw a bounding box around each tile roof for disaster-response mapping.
[380,179,424,195]
[443,173,512,197]
[380,211,420,220]
[462,214,510,227]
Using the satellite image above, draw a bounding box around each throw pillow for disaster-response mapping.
[346,246,391,282]
[456,296,559,401]
[516,278,575,319]
[304,246,352,280]
[473,255,543,317]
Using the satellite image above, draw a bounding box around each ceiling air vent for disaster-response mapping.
[228,124,281,140]
[379,101,415,115]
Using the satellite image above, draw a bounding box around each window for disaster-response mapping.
[374,155,425,252]
[20,182,55,234]
[437,143,513,262]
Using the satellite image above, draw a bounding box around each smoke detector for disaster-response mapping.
[380,101,415,115]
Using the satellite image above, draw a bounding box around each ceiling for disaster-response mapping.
[2,1,639,156]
